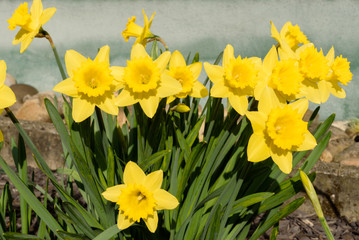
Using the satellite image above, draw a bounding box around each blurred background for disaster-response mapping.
[0,0,358,120]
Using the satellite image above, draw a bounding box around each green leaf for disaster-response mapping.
[56,231,91,240]
[0,156,64,239]
[92,225,121,240]
[3,232,45,240]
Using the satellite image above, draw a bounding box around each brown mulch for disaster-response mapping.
[258,210,359,240]
[1,167,359,239]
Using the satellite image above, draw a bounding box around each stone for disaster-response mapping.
[9,84,38,113]
[15,91,63,122]
[5,73,16,87]
[335,142,359,165]
[0,116,63,170]
[320,149,333,162]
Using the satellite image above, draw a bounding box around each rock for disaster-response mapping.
[335,142,359,165]
[320,149,333,162]
[10,83,38,103]
[9,84,38,113]
[320,125,354,163]
[5,73,16,86]
[15,91,63,122]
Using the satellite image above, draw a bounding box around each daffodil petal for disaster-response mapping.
[263,46,278,74]
[326,46,335,64]
[210,82,228,98]
[30,0,43,22]
[102,184,126,203]
[188,62,202,80]
[143,211,158,233]
[53,78,78,97]
[115,89,138,106]
[271,149,292,174]
[166,96,176,104]
[139,95,159,118]
[0,61,6,85]
[158,74,182,98]
[143,170,163,192]
[247,133,271,162]
[153,189,179,210]
[65,50,87,77]
[223,44,235,67]
[117,212,134,230]
[246,111,266,133]
[110,66,125,83]
[296,132,317,151]
[229,95,248,115]
[169,50,186,69]
[95,45,110,64]
[329,83,346,98]
[20,31,36,53]
[0,130,3,142]
[190,81,208,98]
[0,86,16,109]
[40,7,56,25]
[123,161,146,185]
[13,29,28,45]
[270,21,281,43]
[289,98,309,117]
[155,51,171,73]
[131,43,148,59]
[72,98,95,122]
[258,87,281,115]
[98,96,118,116]
[317,80,330,103]
[204,62,224,84]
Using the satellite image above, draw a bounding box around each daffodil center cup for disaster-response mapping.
[169,66,194,97]
[124,57,160,93]
[117,184,156,222]
[224,58,257,90]
[269,59,303,98]
[73,59,114,97]
[7,2,34,32]
[265,106,307,150]
[299,46,329,81]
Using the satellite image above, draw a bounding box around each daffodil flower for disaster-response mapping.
[113,44,182,118]
[166,50,208,103]
[102,161,179,233]
[255,45,303,102]
[204,44,261,115]
[122,9,155,46]
[246,88,317,174]
[0,60,16,142]
[53,45,121,122]
[271,21,309,52]
[7,0,56,53]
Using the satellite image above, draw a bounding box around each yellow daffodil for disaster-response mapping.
[204,44,261,115]
[53,45,121,122]
[122,9,155,46]
[322,47,352,99]
[246,88,316,174]
[0,60,16,142]
[113,44,182,118]
[166,50,208,103]
[102,161,179,232]
[8,0,56,53]
[255,45,303,102]
[271,21,309,52]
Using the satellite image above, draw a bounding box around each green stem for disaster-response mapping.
[37,29,67,80]
[319,217,335,240]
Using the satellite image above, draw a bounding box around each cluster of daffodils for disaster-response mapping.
[6,0,353,233]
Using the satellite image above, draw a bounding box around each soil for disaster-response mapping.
[1,167,359,239]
